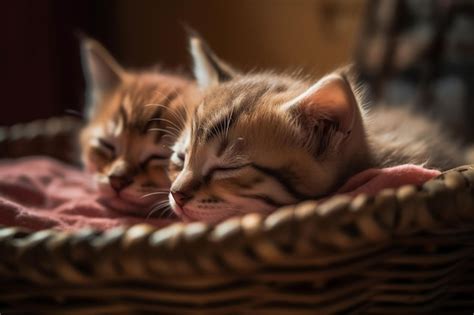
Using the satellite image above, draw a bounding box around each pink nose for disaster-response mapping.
[171,191,191,207]
[109,175,133,192]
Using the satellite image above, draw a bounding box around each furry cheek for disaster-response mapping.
[85,148,110,173]
[138,166,172,189]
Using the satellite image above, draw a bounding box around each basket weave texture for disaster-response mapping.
[0,117,473,315]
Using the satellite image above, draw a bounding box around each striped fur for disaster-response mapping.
[168,35,467,224]
[80,38,200,214]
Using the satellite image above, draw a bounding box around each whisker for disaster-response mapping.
[152,188,172,192]
[147,199,168,210]
[225,105,235,139]
[155,199,170,205]
[164,125,182,136]
[155,205,174,219]
[161,87,190,122]
[143,86,192,132]
[144,102,185,124]
[146,207,161,220]
[148,128,179,138]
[164,207,176,219]
[141,191,170,199]
[175,106,188,125]
[171,108,188,129]
[146,201,171,220]
[149,117,183,131]
[175,92,190,122]
[175,88,192,125]
[151,201,170,209]
[158,206,169,217]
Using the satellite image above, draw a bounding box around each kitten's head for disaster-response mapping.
[80,38,197,214]
[168,36,371,223]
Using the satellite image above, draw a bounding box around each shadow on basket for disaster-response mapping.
[0,116,474,314]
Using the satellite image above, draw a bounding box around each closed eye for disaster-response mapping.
[91,138,115,160]
[98,138,115,153]
[141,154,169,168]
[213,165,249,172]
[205,163,251,181]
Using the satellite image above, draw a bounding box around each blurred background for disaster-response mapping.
[2,0,474,141]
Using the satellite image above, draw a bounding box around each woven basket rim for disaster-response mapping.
[1,164,473,280]
[1,117,473,280]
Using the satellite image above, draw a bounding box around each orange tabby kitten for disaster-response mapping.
[167,35,467,223]
[80,38,199,215]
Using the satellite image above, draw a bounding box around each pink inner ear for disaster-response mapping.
[294,74,357,133]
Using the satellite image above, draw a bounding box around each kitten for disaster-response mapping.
[80,38,199,215]
[167,35,468,223]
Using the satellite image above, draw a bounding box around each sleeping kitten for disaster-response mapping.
[167,35,468,223]
[80,38,199,215]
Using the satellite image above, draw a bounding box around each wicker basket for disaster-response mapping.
[0,117,473,315]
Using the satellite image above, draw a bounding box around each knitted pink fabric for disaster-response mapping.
[0,157,440,231]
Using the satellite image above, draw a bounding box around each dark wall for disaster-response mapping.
[1,1,117,125]
[1,0,364,125]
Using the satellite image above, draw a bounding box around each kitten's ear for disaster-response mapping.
[188,33,238,88]
[80,38,124,98]
[80,38,125,118]
[282,73,363,154]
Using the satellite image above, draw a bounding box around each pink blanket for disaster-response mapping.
[0,157,440,231]
[0,157,175,231]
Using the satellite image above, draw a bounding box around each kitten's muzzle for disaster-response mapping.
[171,190,192,207]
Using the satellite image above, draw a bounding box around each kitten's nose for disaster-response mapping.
[109,175,133,193]
[171,190,192,207]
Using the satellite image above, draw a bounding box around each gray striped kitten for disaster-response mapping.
[167,35,469,223]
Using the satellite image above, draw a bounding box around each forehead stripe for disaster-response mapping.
[160,89,179,107]
[201,85,270,143]
[216,138,229,157]
[203,103,245,142]
[204,115,233,142]
[143,107,162,135]
[142,90,180,137]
